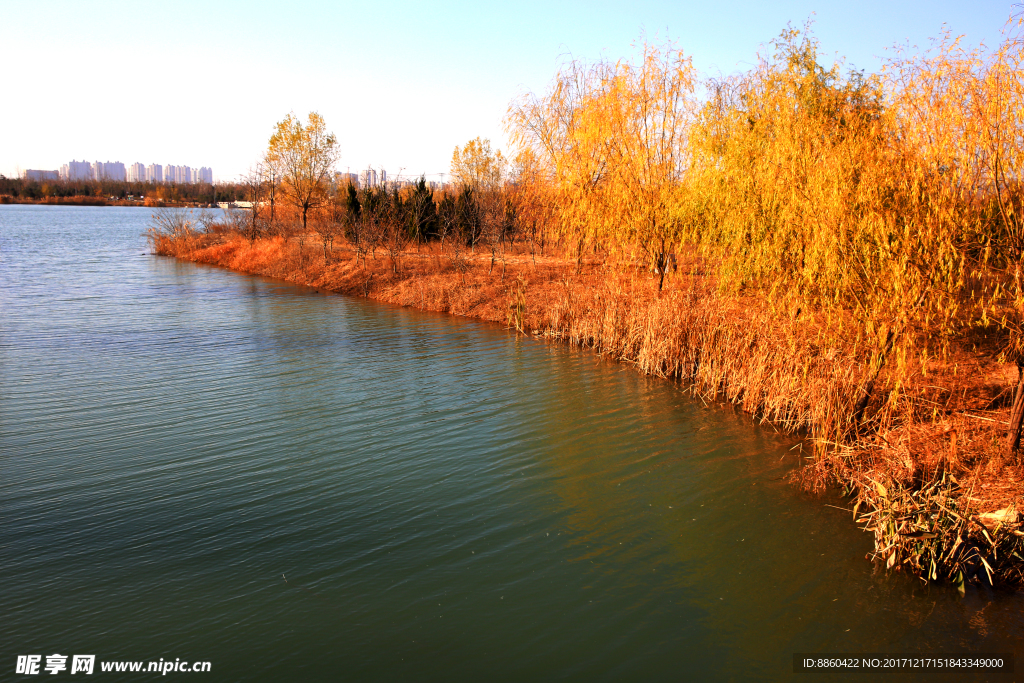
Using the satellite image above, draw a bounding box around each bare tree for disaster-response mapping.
[380,190,410,274]
[149,207,198,240]
[309,213,338,263]
[439,192,470,284]
[260,154,279,224]
[479,189,509,279]
[148,208,201,254]
[238,164,268,244]
[353,196,384,267]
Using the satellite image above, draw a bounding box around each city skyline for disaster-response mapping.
[20,161,449,188]
[23,160,213,184]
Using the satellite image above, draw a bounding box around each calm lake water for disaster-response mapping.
[1,205,1021,681]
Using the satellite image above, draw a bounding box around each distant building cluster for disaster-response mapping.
[358,168,386,189]
[24,170,59,182]
[22,161,443,190]
[339,168,442,191]
[336,172,359,188]
[24,160,213,184]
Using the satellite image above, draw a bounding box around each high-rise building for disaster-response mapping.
[91,161,126,181]
[60,160,93,181]
[25,169,59,181]
[146,164,163,183]
[359,168,378,188]
[127,163,146,182]
[165,165,196,184]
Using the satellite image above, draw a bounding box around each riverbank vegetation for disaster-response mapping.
[151,16,1024,589]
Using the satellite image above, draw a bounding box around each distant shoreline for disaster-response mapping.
[0,195,214,208]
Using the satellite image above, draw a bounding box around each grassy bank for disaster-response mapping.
[152,223,1024,590]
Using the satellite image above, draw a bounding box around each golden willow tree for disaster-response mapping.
[683,26,970,433]
[507,40,697,282]
[266,112,340,230]
[881,18,1024,449]
[686,23,1024,436]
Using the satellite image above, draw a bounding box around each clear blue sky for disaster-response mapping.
[0,0,1015,182]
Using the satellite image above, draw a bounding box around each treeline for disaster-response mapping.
[233,175,526,279]
[236,114,528,278]
[0,176,248,204]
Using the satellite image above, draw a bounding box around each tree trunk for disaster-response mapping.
[655,235,667,292]
[1007,362,1024,454]
[852,328,896,426]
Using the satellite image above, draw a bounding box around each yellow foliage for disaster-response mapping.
[450,137,506,190]
[508,39,696,276]
[506,17,1024,437]
[266,112,340,229]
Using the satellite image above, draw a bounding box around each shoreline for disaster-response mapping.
[1,196,215,208]
[153,227,1024,589]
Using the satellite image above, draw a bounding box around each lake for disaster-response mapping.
[1,205,1021,681]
